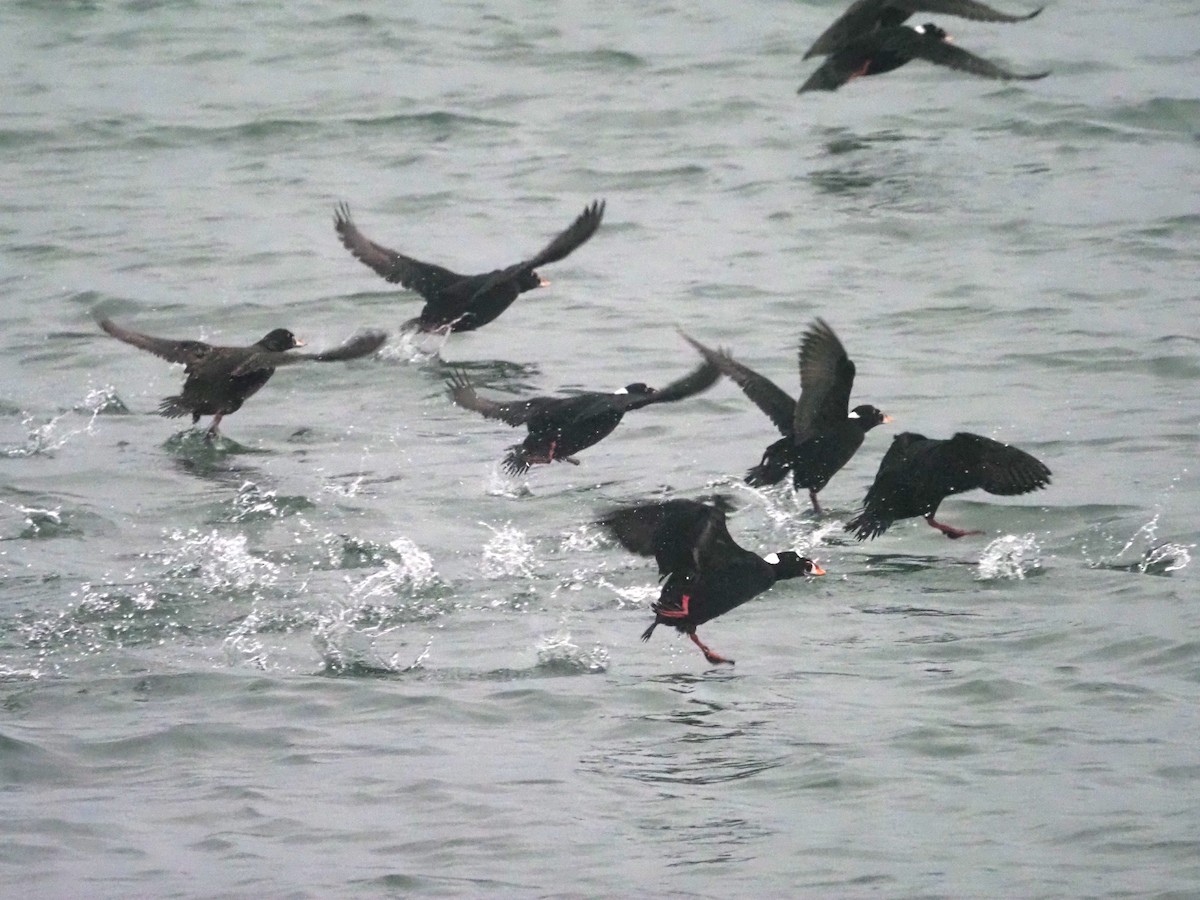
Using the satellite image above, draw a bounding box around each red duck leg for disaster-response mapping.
[688,629,734,666]
[925,514,983,540]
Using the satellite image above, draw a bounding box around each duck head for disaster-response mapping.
[258,329,304,352]
[848,404,892,430]
[763,551,826,579]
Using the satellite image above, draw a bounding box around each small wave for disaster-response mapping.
[977,533,1042,581]
[347,110,514,131]
[227,480,314,523]
[535,631,608,674]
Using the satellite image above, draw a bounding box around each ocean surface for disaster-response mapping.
[2,0,1198,896]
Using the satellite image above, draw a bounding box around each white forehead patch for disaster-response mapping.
[847,410,860,419]
[763,552,780,565]
[914,23,927,34]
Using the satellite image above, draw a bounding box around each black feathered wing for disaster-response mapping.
[793,318,856,442]
[464,200,606,302]
[232,330,389,375]
[901,30,1050,80]
[599,498,738,579]
[680,333,796,436]
[802,0,1042,59]
[624,358,722,411]
[936,432,1052,496]
[445,369,556,426]
[333,203,467,298]
[98,318,214,371]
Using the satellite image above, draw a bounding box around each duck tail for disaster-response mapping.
[501,446,531,477]
[157,396,192,419]
[640,621,657,642]
[745,438,793,487]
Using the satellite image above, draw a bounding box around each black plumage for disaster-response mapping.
[334,200,605,333]
[802,0,1043,61]
[599,497,825,665]
[98,318,387,438]
[447,355,720,476]
[845,431,1052,540]
[799,22,1049,92]
[683,321,890,513]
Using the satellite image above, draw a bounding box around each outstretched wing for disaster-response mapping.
[465,199,606,302]
[897,28,1050,81]
[599,497,737,578]
[802,0,1041,59]
[803,0,892,59]
[627,357,722,410]
[445,368,547,426]
[907,0,1042,25]
[794,318,855,440]
[680,332,796,436]
[933,432,1052,497]
[98,318,213,369]
[333,203,467,299]
[232,329,389,375]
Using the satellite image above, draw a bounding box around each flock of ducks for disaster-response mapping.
[95,0,1054,665]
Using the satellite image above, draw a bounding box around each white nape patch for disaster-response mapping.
[763,552,780,565]
[613,387,628,395]
[914,23,927,34]
[847,410,860,419]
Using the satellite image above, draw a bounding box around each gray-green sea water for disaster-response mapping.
[2,0,1197,896]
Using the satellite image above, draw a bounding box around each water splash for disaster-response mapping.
[481,522,540,578]
[160,529,279,592]
[1,500,66,539]
[977,533,1042,580]
[485,463,533,498]
[1135,542,1191,575]
[560,524,604,552]
[1101,514,1194,576]
[594,577,660,609]
[227,481,312,523]
[378,328,450,364]
[535,631,608,674]
[3,412,90,459]
[314,540,441,676]
[347,537,439,599]
[76,384,128,416]
[223,609,271,670]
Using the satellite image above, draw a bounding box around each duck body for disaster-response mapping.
[600,497,824,665]
[334,200,605,333]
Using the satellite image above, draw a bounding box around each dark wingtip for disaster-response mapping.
[333,201,352,227]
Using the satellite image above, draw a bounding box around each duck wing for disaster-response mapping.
[446,368,554,426]
[599,497,738,579]
[680,333,796,436]
[794,318,855,441]
[232,329,389,375]
[464,199,606,302]
[334,203,468,299]
[932,432,1052,497]
[98,318,215,372]
[897,28,1050,81]
[803,0,1041,59]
